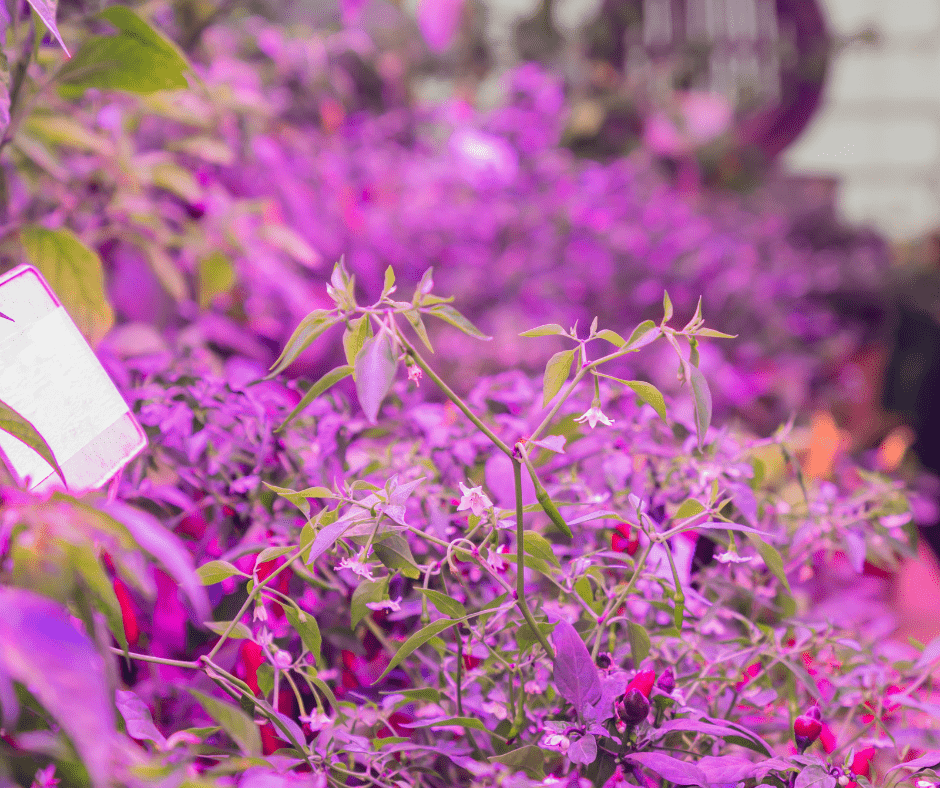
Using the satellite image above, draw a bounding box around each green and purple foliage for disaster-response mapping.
[0,3,938,788]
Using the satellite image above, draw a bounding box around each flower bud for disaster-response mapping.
[625,669,656,699]
[616,688,651,726]
[657,668,675,694]
[596,653,612,670]
[793,708,823,753]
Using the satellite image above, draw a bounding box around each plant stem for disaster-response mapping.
[513,459,554,659]
[107,648,198,669]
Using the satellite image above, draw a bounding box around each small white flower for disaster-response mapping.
[574,405,614,429]
[542,732,570,751]
[253,603,268,622]
[457,482,493,517]
[715,550,753,564]
[335,551,375,580]
[273,649,292,669]
[366,596,403,612]
[300,710,334,732]
[407,365,423,383]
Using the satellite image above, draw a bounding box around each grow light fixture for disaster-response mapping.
[0,264,146,493]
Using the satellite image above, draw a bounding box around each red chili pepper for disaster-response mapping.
[112,577,139,647]
[611,523,640,555]
[625,669,656,699]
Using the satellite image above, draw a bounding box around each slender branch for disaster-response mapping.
[108,648,198,669]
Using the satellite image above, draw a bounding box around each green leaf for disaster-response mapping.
[284,607,321,666]
[355,333,398,423]
[196,561,246,585]
[188,689,261,757]
[21,226,113,346]
[624,319,659,351]
[267,309,339,379]
[627,622,651,665]
[373,534,421,579]
[256,664,274,698]
[517,621,556,653]
[382,266,396,295]
[417,588,467,619]
[662,291,673,323]
[374,619,460,683]
[674,499,707,521]
[262,482,334,516]
[522,531,560,568]
[744,533,792,596]
[489,746,546,780]
[257,224,318,269]
[542,349,575,407]
[403,309,433,352]
[343,316,372,369]
[624,380,668,423]
[519,323,566,338]
[198,251,235,309]
[427,304,491,340]
[58,6,190,98]
[277,364,353,432]
[688,366,712,451]
[203,621,252,639]
[0,398,65,486]
[696,328,737,339]
[595,329,626,347]
[351,577,389,627]
[407,717,498,736]
[256,546,294,564]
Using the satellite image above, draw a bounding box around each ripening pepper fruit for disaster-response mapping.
[847,746,875,786]
[616,688,651,726]
[794,705,823,753]
[625,669,656,699]
[112,577,140,647]
[657,668,675,694]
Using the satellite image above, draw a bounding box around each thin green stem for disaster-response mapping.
[108,648,198,669]
[513,459,554,659]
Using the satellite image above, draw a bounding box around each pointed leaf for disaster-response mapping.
[68,543,129,655]
[745,533,792,596]
[595,329,625,347]
[58,6,190,97]
[343,316,372,368]
[283,607,321,666]
[267,309,338,378]
[374,619,460,683]
[662,291,674,323]
[696,328,737,339]
[523,530,560,567]
[688,366,712,451]
[26,0,69,54]
[116,690,167,749]
[552,619,601,716]
[204,621,252,639]
[542,349,575,407]
[276,364,353,432]
[21,226,113,346]
[382,266,396,295]
[373,533,421,579]
[197,560,246,585]
[489,746,545,780]
[417,588,467,619]
[188,689,261,757]
[624,320,660,351]
[355,333,397,423]
[519,323,566,338]
[403,309,433,352]
[624,380,668,422]
[0,397,65,485]
[627,622,651,665]
[427,304,491,339]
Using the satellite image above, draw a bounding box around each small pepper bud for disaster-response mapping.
[625,669,656,699]
[793,706,823,753]
[596,653,612,670]
[657,668,675,694]
[616,688,651,726]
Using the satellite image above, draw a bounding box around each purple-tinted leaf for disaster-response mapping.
[584,672,625,724]
[355,332,397,423]
[915,635,940,671]
[886,750,940,773]
[0,588,123,788]
[624,752,707,786]
[102,501,209,623]
[552,619,601,717]
[696,756,757,783]
[567,732,597,765]
[116,690,167,749]
[688,365,712,451]
[0,661,18,729]
[730,482,758,526]
[304,518,352,566]
[530,434,566,453]
[793,765,836,788]
[26,0,69,54]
